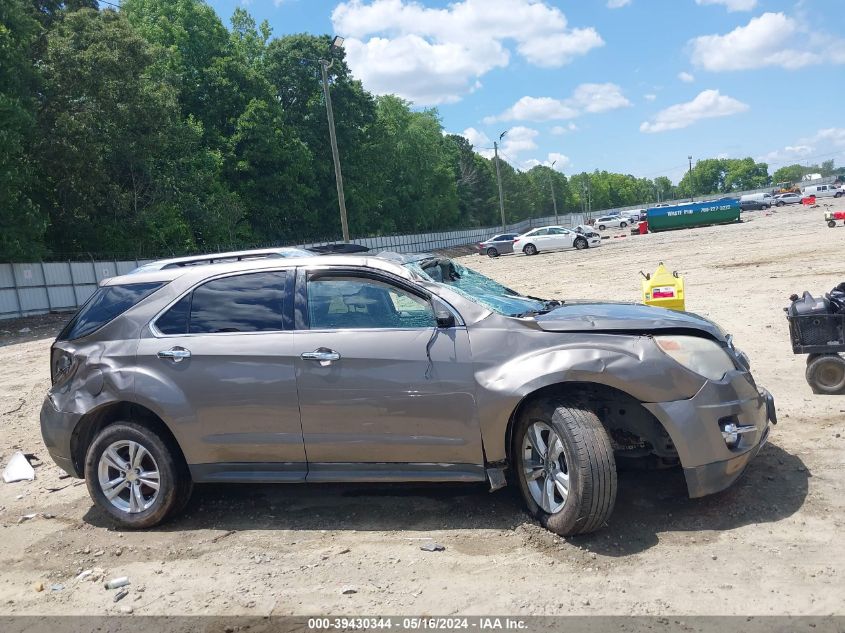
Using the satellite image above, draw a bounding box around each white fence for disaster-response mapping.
[1,213,583,320]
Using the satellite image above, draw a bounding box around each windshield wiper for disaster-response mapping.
[515,299,564,318]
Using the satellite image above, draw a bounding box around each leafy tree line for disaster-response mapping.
[0,0,810,261]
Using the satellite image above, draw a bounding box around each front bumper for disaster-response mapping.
[644,372,776,498]
[40,394,83,477]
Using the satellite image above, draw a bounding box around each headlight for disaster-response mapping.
[654,335,736,381]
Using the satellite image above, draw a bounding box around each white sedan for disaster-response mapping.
[513,226,602,256]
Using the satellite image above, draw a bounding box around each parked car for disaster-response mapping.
[739,193,774,208]
[594,215,629,230]
[773,193,802,206]
[739,199,770,211]
[514,226,601,255]
[477,233,520,258]
[42,253,775,536]
[130,247,317,274]
[802,184,843,199]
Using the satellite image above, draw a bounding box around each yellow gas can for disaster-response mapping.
[641,262,685,311]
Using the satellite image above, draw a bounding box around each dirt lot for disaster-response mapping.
[0,200,843,617]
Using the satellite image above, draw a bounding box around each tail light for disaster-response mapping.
[513,238,520,243]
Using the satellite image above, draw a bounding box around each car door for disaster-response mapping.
[525,228,549,250]
[292,267,484,481]
[546,227,575,250]
[135,270,307,480]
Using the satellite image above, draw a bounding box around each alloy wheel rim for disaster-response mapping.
[521,421,570,514]
[97,440,160,514]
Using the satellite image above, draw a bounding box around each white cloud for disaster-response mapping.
[759,128,845,165]
[607,0,631,7]
[551,122,579,135]
[332,0,604,106]
[639,89,749,133]
[758,145,815,164]
[500,126,539,158]
[485,83,630,123]
[689,12,845,71]
[694,0,757,11]
[678,71,695,83]
[461,127,491,149]
[644,93,657,101]
[813,128,845,147]
[520,153,571,172]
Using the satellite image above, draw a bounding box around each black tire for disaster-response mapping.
[574,237,588,250]
[829,220,837,228]
[523,243,538,256]
[85,422,192,529]
[776,201,784,207]
[512,399,617,536]
[597,224,606,231]
[805,354,845,395]
[835,192,842,198]
[486,247,499,258]
[620,222,627,228]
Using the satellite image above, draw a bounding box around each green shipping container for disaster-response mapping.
[646,200,740,232]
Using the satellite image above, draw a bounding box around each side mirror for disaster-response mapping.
[435,309,455,329]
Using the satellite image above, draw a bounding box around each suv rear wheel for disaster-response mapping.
[513,399,617,536]
[85,422,192,528]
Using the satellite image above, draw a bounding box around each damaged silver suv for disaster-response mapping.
[41,254,776,535]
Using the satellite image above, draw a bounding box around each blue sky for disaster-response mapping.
[209,0,845,183]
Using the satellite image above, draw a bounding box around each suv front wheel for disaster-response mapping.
[85,422,192,529]
[513,400,617,536]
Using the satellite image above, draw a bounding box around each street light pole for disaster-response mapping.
[320,36,350,242]
[688,155,694,202]
[494,130,508,232]
[548,160,559,224]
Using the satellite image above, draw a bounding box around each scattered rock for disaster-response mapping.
[113,589,129,603]
[712,555,718,561]
[75,570,93,582]
[119,605,133,614]
[94,550,104,557]
[50,584,64,592]
[18,513,38,523]
[341,587,358,595]
[419,542,445,552]
[33,582,44,592]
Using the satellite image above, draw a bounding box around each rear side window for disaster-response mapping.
[58,282,165,341]
[154,271,287,335]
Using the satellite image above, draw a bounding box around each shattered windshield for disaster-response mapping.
[403,256,548,317]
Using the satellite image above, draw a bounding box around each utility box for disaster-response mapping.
[642,262,685,311]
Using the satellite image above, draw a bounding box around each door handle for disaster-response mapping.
[301,348,341,362]
[157,347,191,363]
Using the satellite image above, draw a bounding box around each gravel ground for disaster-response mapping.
[0,201,843,617]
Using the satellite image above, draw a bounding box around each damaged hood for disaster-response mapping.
[534,302,726,341]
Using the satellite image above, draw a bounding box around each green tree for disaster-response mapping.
[0,0,47,260]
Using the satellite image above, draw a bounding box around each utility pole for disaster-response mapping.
[320,36,349,242]
[494,130,508,232]
[688,155,694,202]
[549,160,559,224]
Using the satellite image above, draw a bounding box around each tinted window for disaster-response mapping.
[155,272,287,335]
[58,282,165,341]
[308,276,435,330]
[155,293,191,335]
